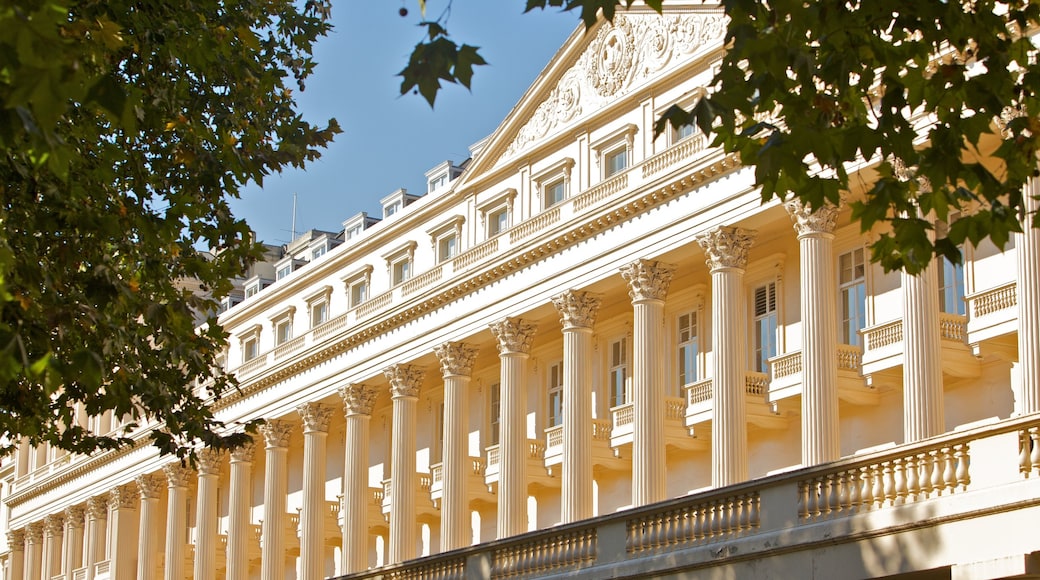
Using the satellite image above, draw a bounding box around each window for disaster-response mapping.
[307,286,332,328]
[350,280,368,307]
[543,179,566,209]
[242,337,259,362]
[245,285,260,299]
[752,282,778,373]
[678,312,699,387]
[382,241,417,287]
[489,382,501,446]
[938,256,966,315]
[346,225,363,240]
[839,248,867,346]
[674,123,696,142]
[604,147,627,177]
[392,259,411,285]
[433,402,445,463]
[276,264,292,280]
[311,246,326,260]
[429,174,447,192]
[488,207,509,236]
[547,361,563,428]
[384,201,401,217]
[275,318,292,345]
[438,234,457,263]
[609,337,629,408]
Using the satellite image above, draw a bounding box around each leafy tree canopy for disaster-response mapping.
[406,0,1040,274]
[0,0,339,457]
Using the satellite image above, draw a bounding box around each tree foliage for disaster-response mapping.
[0,0,339,457]
[408,0,1040,274]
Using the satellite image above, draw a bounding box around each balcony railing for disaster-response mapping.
[342,414,1040,580]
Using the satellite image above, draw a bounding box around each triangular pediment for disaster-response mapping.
[457,5,725,187]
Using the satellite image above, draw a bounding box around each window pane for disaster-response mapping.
[606,149,627,177]
[938,256,965,315]
[544,180,565,209]
[838,249,867,345]
[490,383,501,446]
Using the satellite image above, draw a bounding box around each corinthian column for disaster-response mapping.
[433,342,479,551]
[1018,177,1040,413]
[902,229,944,442]
[25,523,42,580]
[384,364,425,564]
[338,384,379,575]
[298,403,333,579]
[698,226,757,487]
[193,450,223,580]
[8,529,24,580]
[84,496,108,580]
[42,514,63,580]
[162,463,191,580]
[136,475,163,580]
[226,440,256,580]
[489,318,537,538]
[108,484,138,580]
[62,506,84,580]
[787,201,841,465]
[259,420,293,580]
[621,261,676,506]
[551,290,601,522]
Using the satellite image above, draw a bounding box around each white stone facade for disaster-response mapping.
[5,4,1040,579]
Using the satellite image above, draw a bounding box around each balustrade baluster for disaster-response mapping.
[942,447,957,493]
[727,497,738,533]
[892,458,907,505]
[955,444,970,490]
[868,465,882,509]
[694,505,706,541]
[829,473,842,514]
[882,462,896,506]
[797,481,809,519]
[907,454,921,502]
[1030,429,1040,475]
[929,450,943,497]
[740,495,752,531]
[1021,430,1032,475]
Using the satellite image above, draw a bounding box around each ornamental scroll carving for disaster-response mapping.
[384,364,426,399]
[109,484,138,510]
[43,514,64,536]
[162,462,193,489]
[136,474,164,500]
[785,200,839,237]
[25,522,42,544]
[339,384,379,416]
[697,226,757,271]
[196,448,225,476]
[551,290,602,330]
[64,505,85,529]
[489,318,537,355]
[434,342,479,378]
[620,260,676,302]
[229,438,256,463]
[7,528,25,548]
[504,12,725,159]
[260,420,294,448]
[86,496,109,519]
[297,402,333,433]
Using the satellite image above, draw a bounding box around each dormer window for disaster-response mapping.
[425,160,464,194]
[532,159,575,212]
[346,224,363,239]
[343,212,381,241]
[592,123,637,181]
[385,201,401,217]
[277,264,292,280]
[380,189,421,219]
[275,257,305,281]
[243,276,274,299]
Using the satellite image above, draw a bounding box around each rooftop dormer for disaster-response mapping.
[380,188,422,219]
[425,160,465,194]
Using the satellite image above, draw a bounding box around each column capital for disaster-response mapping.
[136,474,164,500]
[197,448,225,476]
[551,290,602,330]
[64,505,84,528]
[620,260,676,302]
[384,364,426,399]
[298,402,333,433]
[434,342,479,377]
[697,226,757,271]
[43,513,64,536]
[339,383,379,416]
[7,528,25,548]
[489,317,537,355]
[86,495,109,519]
[162,462,193,489]
[25,521,43,544]
[109,483,138,510]
[259,419,294,449]
[229,438,257,463]
[785,199,840,237]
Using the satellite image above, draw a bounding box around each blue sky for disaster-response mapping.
[230,1,581,246]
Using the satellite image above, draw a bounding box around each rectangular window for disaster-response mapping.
[675,123,695,142]
[438,234,457,263]
[753,282,778,373]
[350,281,368,307]
[346,225,362,240]
[242,337,259,362]
[310,301,328,328]
[275,318,293,345]
[609,337,629,408]
[311,246,326,260]
[547,361,563,428]
[605,148,627,177]
[938,256,966,315]
[245,284,260,299]
[544,180,566,209]
[488,207,509,236]
[384,201,401,217]
[839,248,867,346]
[276,264,292,280]
[392,259,411,285]
[489,382,501,446]
[678,312,699,387]
[433,402,444,464]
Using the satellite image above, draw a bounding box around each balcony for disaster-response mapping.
[767,345,877,406]
[484,441,555,490]
[966,281,1018,358]
[608,397,705,454]
[684,373,786,430]
[323,499,341,546]
[368,487,387,531]
[543,419,626,476]
[429,457,494,507]
[380,474,438,519]
[340,414,1040,580]
[861,313,980,385]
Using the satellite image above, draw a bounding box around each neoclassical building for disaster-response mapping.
[5,4,1040,579]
